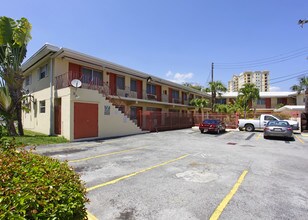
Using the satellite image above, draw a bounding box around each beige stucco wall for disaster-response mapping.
[69,88,143,141]
[296,94,305,105]
[22,88,52,135]
[54,58,69,77]
[24,60,52,93]
[23,86,144,141]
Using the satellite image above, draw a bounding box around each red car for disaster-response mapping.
[199,119,226,134]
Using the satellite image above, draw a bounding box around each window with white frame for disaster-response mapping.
[25,75,32,86]
[130,79,137,92]
[117,76,125,90]
[146,84,156,95]
[81,67,103,85]
[257,98,265,105]
[39,100,46,113]
[39,64,48,80]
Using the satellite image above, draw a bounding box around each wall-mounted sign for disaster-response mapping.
[104,105,110,115]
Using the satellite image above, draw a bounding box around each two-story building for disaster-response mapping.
[22,44,210,141]
[220,91,304,114]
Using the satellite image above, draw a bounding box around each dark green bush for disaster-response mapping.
[0,138,88,219]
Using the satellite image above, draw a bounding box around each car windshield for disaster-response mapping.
[267,121,289,127]
[203,119,219,124]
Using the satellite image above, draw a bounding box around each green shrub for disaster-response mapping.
[0,139,88,220]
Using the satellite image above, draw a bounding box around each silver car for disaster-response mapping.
[264,120,294,140]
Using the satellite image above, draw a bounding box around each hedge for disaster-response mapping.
[0,138,88,219]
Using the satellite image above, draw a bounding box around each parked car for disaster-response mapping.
[199,119,226,134]
[263,120,294,140]
[238,114,299,132]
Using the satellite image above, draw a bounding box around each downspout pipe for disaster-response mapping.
[49,58,54,136]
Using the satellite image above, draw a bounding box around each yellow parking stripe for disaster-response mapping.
[295,135,304,144]
[86,154,190,192]
[68,147,146,163]
[210,170,248,220]
[256,133,262,140]
[87,211,98,220]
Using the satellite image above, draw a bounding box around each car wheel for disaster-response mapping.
[264,135,268,139]
[245,124,254,132]
[200,129,204,133]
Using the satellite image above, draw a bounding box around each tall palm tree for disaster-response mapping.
[238,83,260,118]
[0,16,32,136]
[291,76,308,114]
[205,81,227,112]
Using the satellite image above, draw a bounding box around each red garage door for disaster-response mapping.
[74,102,98,139]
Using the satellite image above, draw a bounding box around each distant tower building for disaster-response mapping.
[228,71,269,92]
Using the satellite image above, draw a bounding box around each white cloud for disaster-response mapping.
[165,71,194,84]
[269,86,281,92]
[166,70,173,77]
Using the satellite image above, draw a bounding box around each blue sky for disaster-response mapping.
[3,0,308,91]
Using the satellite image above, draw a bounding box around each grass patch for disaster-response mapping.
[3,130,68,146]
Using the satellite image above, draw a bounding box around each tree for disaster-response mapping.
[291,76,308,114]
[190,98,209,113]
[182,82,204,91]
[238,83,260,118]
[0,16,32,136]
[205,81,227,112]
[0,80,17,135]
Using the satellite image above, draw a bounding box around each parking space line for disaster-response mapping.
[256,133,262,140]
[295,135,304,144]
[210,170,248,220]
[87,211,98,220]
[86,154,190,192]
[68,147,146,163]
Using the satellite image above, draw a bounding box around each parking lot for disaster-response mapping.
[35,129,308,220]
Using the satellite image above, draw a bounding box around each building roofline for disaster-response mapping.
[221,91,298,98]
[22,43,60,72]
[24,44,209,97]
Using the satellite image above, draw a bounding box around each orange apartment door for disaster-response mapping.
[156,85,161,101]
[74,102,98,139]
[109,73,117,95]
[265,98,271,108]
[137,80,143,99]
[136,107,142,127]
[69,63,82,79]
[54,105,61,135]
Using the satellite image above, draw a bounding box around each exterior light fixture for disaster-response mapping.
[147,77,153,83]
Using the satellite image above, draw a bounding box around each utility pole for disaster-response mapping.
[211,62,214,112]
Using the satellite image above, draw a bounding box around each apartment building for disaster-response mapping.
[228,71,270,92]
[22,44,210,141]
[221,91,298,113]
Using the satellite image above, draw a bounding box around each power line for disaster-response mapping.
[270,69,308,81]
[215,47,308,69]
[270,71,307,85]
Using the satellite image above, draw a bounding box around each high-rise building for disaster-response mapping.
[228,71,269,92]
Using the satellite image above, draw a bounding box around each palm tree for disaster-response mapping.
[291,76,308,114]
[205,81,227,112]
[190,98,209,120]
[238,83,260,118]
[0,16,32,136]
[182,82,203,91]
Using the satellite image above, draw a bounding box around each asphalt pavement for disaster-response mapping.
[35,129,308,220]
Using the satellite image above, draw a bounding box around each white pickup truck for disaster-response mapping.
[238,114,299,132]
